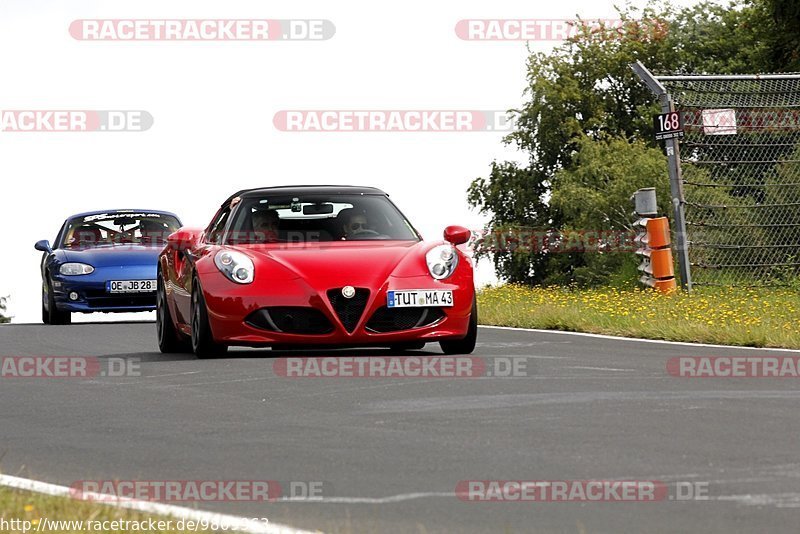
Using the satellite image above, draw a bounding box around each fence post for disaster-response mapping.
[630,61,693,291]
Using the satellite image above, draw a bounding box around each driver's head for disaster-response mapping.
[252,209,280,239]
[343,213,369,237]
[75,225,101,245]
[139,219,163,241]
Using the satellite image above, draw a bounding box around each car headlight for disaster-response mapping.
[214,250,254,284]
[59,263,94,276]
[426,245,458,280]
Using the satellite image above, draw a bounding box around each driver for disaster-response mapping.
[342,211,374,239]
[139,219,165,243]
[73,225,102,246]
[252,209,280,242]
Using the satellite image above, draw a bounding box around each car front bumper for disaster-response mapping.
[50,265,157,313]
[199,271,474,347]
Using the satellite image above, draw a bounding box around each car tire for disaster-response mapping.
[41,290,50,325]
[157,274,191,353]
[45,277,71,325]
[191,277,228,359]
[439,298,477,355]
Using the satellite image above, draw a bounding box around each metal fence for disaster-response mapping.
[634,64,800,288]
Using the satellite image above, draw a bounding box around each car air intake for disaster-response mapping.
[366,307,446,333]
[327,288,370,333]
[245,307,334,335]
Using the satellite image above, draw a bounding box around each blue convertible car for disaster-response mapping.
[35,210,182,324]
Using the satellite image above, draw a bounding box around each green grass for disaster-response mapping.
[478,284,800,349]
[0,487,215,533]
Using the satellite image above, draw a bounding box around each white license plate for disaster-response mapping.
[108,280,157,293]
[387,290,453,308]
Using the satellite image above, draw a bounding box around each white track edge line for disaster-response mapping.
[0,474,319,534]
[478,325,800,353]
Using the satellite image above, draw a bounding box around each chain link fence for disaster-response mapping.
[660,76,800,286]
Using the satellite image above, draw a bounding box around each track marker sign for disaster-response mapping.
[654,111,684,141]
[701,108,737,135]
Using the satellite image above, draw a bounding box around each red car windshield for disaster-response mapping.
[225,194,420,244]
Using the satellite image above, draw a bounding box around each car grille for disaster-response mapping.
[366,307,446,333]
[245,307,334,335]
[327,288,370,333]
[87,298,155,308]
[245,306,333,335]
[82,289,155,309]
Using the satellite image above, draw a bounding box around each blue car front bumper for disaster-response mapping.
[50,264,157,313]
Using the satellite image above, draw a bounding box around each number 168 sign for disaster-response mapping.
[654,111,684,141]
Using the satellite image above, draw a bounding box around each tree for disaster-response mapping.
[764,0,800,71]
[468,0,784,286]
[0,296,9,324]
[467,161,550,284]
[546,135,670,285]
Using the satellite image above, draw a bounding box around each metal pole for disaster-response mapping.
[662,96,692,291]
[630,61,693,291]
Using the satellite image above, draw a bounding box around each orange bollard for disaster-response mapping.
[646,218,671,249]
[649,248,674,279]
[635,216,677,293]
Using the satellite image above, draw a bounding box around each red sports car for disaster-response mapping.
[157,186,477,358]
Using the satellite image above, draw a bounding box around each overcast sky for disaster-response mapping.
[0,0,707,323]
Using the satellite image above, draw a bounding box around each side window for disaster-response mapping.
[55,223,69,248]
[206,206,231,245]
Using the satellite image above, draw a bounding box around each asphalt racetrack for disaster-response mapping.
[2,322,800,533]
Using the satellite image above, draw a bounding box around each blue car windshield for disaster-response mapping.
[60,212,181,248]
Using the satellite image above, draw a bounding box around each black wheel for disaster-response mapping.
[45,277,71,325]
[190,278,227,359]
[157,274,191,353]
[439,298,477,355]
[41,285,50,325]
[390,341,426,351]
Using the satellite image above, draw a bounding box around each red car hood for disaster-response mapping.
[238,240,430,289]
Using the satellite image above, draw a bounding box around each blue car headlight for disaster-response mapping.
[60,263,95,276]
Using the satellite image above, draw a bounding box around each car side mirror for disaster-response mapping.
[167,228,200,252]
[443,225,471,245]
[34,240,52,253]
